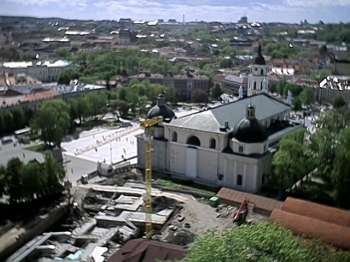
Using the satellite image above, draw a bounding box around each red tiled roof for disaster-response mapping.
[107,239,187,262]
[282,197,350,228]
[269,209,350,250]
[1,90,60,108]
[217,187,283,215]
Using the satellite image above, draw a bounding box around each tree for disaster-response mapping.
[43,152,65,195]
[272,138,307,192]
[84,92,107,118]
[181,223,314,262]
[211,84,223,98]
[192,89,208,103]
[333,95,346,109]
[0,165,6,198]
[57,69,81,85]
[332,127,350,208]
[6,157,24,203]
[111,100,130,116]
[299,88,314,106]
[20,160,47,200]
[219,58,232,68]
[54,47,71,59]
[3,111,13,132]
[31,100,71,146]
[293,97,302,111]
[11,107,24,130]
[118,88,128,101]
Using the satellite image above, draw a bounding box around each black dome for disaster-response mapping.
[232,118,267,143]
[254,44,266,65]
[146,94,175,123]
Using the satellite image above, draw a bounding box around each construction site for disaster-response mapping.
[0,169,270,262]
[2,112,350,261]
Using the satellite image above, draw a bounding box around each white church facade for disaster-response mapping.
[137,46,301,193]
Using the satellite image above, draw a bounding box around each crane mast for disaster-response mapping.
[141,116,163,236]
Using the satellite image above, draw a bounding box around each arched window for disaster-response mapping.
[210,138,216,149]
[187,135,201,146]
[261,69,264,75]
[172,131,178,142]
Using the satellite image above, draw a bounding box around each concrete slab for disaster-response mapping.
[95,210,172,226]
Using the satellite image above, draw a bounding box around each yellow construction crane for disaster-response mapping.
[140,116,163,236]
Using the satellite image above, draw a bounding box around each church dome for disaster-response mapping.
[254,43,266,65]
[231,105,267,143]
[146,94,175,123]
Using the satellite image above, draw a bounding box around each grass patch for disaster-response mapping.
[25,144,45,152]
[156,178,217,196]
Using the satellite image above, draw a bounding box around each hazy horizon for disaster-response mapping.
[1,0,350,24]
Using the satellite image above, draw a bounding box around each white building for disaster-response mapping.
[0,60,77,82]
[137,93,301,193]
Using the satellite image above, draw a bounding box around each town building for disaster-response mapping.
[129,73,209,101]
[0,60,77,82]
[137,93,301,193]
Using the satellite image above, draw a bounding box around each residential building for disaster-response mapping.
[129,73,209,101]
[137,93,300,193]
[214,74,249,95]
[0,60,78,82]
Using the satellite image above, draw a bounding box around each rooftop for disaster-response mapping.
[1,60,72,68]
[166,93,291,133]
[107,238,187,262]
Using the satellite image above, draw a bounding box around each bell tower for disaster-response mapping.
[247,43,268,96]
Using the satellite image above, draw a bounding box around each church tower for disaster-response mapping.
[247,43,268,96]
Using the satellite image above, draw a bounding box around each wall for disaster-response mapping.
[168,142,186,175]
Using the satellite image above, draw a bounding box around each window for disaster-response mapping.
[238,146,243,153]
[210,138,216,149]
[253,82,256,90]
[237,175,243,186]
[172,132,178,142]
[187,135,201,146]
[261,69,264,75]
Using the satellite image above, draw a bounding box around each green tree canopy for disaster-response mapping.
[333,95,346,109]
[31,100,71,146]
[211,84,223,98]
[299,88,314,106]
[182,223,314,262]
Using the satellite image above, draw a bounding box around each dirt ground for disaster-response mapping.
[160,196,268,246]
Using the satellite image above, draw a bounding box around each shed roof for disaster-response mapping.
[282,197,350,228]
[217,187,283,214]
[269,209,350,250]
[107,238,187,262]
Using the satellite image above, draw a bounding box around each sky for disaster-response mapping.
[1,0,350,24]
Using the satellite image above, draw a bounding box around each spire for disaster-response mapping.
[258,43,262,56]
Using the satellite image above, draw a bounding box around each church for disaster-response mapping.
[137,46,302,193]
